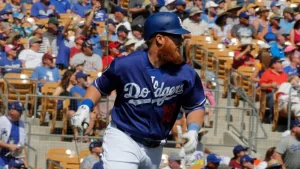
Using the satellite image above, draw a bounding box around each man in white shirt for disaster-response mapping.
[114,6,133,39]
[182,7,209,63]
[18,37,44,69]
[70,41,103,72]
[159,0,176,13]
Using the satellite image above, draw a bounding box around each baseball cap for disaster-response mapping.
[12,12,25,20]
[114,6,127,15]
[189,7,203,16]
[175,0,186,5]
[240,155,256,165]
[75,35,86,41]
[124,39,136,47]
[42,53,54,62]
[239,11,249,19]
[48,17,59,25]
[168,152,181,161]
[207,153,221,164]
[205,1,218,8]
[108,41,120,49]
[8,102,24,111]
[117,25,129,33]
[266,159,282,169]
[165,0,176,6]
[76,71,89,79]
[284,46,297,53]
[269,57,285,67]
[233,145,248,155]
[29,37,42,45]
[290,120,300,129]
[283,7,294,14]
[270,1,280,8]
[106,18,116,26]
[131,24,143,33]
[5,44,17,53]
[89,141,102,151]
[82,40,94,49]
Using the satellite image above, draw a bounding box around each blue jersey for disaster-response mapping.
[0,57,22,75]
[93,9,107,22]
[31,66,61,86]
[30,2,54,18]
[50,0,71,14]
[0,3,26,14]
[92,51,206,140]
[71,3,92,18]
[283,66,298,76]
[70,85,86,111]
[56,33,72,68]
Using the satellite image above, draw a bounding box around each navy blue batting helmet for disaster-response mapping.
[143,12,190,41]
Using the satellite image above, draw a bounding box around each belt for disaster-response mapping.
[115,125,165,148]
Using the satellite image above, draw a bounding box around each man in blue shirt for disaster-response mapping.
[30,0,58,19]
[50,0,71,14]
[0,102,28,168]
[280,7,295,36]
[71,0,92,18]
[31,53,61,87]
[269,33,286,59]
[70,71,89,110]
[0,44,23,75]
[283,52,300,76]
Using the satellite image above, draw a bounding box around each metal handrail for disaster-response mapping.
[1,75,21,114]
[25,143,38,169]
[46,159,64,169]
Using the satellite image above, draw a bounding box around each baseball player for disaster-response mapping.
[71,12,206,169]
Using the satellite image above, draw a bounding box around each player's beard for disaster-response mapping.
[157,38,183,65]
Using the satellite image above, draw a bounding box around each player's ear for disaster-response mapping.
[155,34,165,47]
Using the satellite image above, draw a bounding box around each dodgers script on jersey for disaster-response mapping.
[93,51,206,140]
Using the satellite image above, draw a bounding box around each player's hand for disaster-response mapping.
[181,130,198,155]
[71,105,90,131]
[8,144,20,152]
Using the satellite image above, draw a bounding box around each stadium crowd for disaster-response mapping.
[0,0,300,168]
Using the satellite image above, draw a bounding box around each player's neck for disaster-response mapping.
[148,49,165,68]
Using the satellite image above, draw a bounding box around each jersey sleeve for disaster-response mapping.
[92,59,118,95]
[275,137,288,155]
[181,72,206,114]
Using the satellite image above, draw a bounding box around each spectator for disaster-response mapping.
[202,1,218,28]
[253,7,269,34]
[0,22,12,40]
[274,120,300,169]
[50,0,71,14]
[161,152,181,169]
[102,41,120,70]
[259,57,288,122]
[269,1,281,19]
[231,11,257,40]
[102,19,118,41]
[44,17,60,56]
[226,6,241,27]
[81,141,103,169]
[232,39,255,70]
[269,33,286,59]
[283,52,300,76]
[123,39,136,56]
[280,7,295,37]
[216,0,225,14]
[30,0,57,19]
[114,6,132,36]
[128,0,151,26]
[160,0,176,12]
[31,53,61,87]
[203,71,217,128]
[11,12,26,37]
[131,24,145,50]
[0,102,28,168]
[117,25,129,45]
[206,153,221,169]
[289,20,300,46]
[182,7,209,36]
[257,147,276,169]
[91,0,107,22]
[277,76,300,120]
[259,15,282,43]
[229,145,248,169]
[29,25,51,54]
[70,41,103,72]
[0,45,23,75]
[6,32,24,56]
[70,35,86,59]
[246,4,258,24]
[266,159,282,169]
[18,37,43,68]
[174,0,188,21]
[55,16,75,70]
[0,0,26,14]
[282,46,297,67]
[192,0,204,10]
[240,154,256,169]
[87,22,104,57]
[71,0,92,18]
[212,12,231,40]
